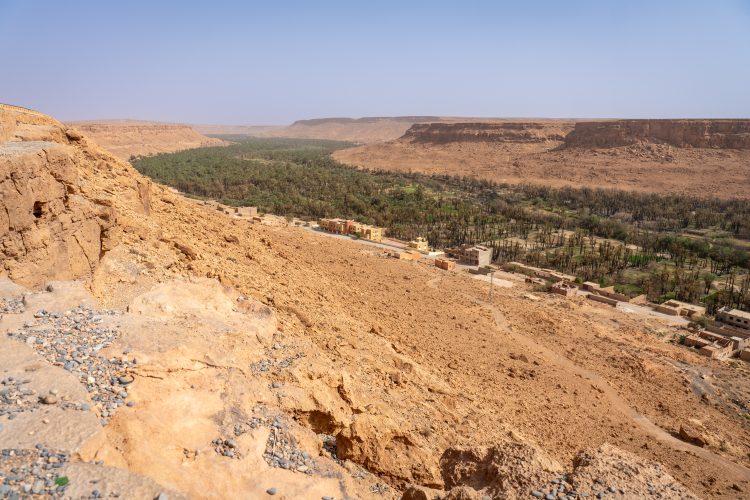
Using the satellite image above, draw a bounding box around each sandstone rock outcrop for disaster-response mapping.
[564,119,750,149]
[439,441,562,498]
[0,107,126,286]
[402,122,572,144]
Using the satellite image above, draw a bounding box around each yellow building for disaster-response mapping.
[319,217,384,242]
[318,218,349,234]
[409,236,429,252]
[357,225,383,242]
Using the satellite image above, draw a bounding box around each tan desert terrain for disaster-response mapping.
[260,116,449,143]
[2,105,750,498]
[334,120,750,198]
[192,123,282,137]
[64,119,227,159]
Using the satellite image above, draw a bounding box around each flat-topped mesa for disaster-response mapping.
[401,122,571,144]
[290,116,442,127]
[65,121,226,159]
[564,119,750,149]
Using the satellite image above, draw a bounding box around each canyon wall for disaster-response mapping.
[401,122,573,144]
[564,119,750,149]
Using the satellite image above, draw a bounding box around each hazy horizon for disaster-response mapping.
[1,0,749,124]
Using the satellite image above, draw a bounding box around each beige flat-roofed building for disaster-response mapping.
[459,245,492,267]
[716,307,750,330]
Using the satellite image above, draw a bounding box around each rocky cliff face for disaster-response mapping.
[401,122,573,144]
[0,107,151,286]
[564,119,750,149]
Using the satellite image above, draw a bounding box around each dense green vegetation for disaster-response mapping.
[132,137,750,313]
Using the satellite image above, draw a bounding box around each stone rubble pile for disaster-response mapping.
[531,476,624,499]
[0,297,24,316]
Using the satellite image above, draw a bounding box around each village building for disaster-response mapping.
[587,294,619,307]
[550,281,577,297]
[318,218,349,234]
[234,206,258,218]
[355,225,383,242]
[716,307,750,330]
[435,258,455,270]
[502,262,575,283]
[408,237,429,252]
[318,218,384,242]
[391,250,421,261]
[581,282,600,292]
[580,281,635,303]
[684,331,736,359]
[458,245,492,267]
[653,299,706,318]
[682,308,750,361]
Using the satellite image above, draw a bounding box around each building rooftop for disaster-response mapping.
[721,307,750,320]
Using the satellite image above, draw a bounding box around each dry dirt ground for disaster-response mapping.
[64,120,226,159]
[3,107,750,498]
[333,126,750,199]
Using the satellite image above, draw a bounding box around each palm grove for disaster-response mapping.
[132,137,750,314]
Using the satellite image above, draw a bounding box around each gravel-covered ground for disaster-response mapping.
[0,446,70,498]
[0,297,24,316]
[6,305,135,426]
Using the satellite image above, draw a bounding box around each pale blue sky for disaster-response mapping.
[1,1,748,124]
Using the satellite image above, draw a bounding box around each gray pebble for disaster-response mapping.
[127,401,136,407]
[266,487,277,495]
[532,492,544,499]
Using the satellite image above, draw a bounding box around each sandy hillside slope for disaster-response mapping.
[64,119,227,159]
[333,119,750,198]
[2,105,750,498]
